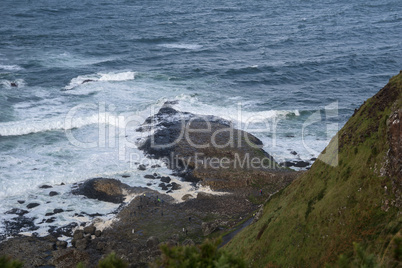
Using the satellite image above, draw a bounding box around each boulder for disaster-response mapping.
[72,178,131,203]
[171,182,181,190]
[293,161,310,168]
[160,176,171,183]
[75,238,89,250]
[181,194,194,201]
[46,217,56,223]
[95,230,102,237]
[281,160,310,168]
[158,183,168,191]
[53,208,64,214]
[138,165,146,171]
[49,191,59,196]
[26,203,40,209]
[146,236,160,248]
[83,225,96,235]
[73,230,84,240]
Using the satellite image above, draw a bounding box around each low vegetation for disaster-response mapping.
[225,72,402,267]
[151,239,245,268]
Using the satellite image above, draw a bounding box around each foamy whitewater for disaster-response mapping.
[0,0,401,239]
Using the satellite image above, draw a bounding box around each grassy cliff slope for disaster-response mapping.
[225,72,402,267]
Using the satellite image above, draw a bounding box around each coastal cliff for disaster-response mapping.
[225,72,402,266]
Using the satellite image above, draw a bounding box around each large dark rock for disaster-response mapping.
[171,182,181,190]
[137,103,291,190]
[160,176,171,183]
[26,202,40,209]
[83,225,96,235]
[72,178,130,203]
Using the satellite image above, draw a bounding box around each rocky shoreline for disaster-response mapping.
[0,104,301,267]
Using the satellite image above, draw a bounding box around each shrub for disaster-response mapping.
[152,239,245,268]
[98,253,128,268]
[0,256,23,268]
[330,243,380,268]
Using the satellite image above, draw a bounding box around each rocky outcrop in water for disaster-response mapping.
[72,178,132,204]
[138,103,296,190]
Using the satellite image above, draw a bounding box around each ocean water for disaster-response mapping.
[0,0,401,238]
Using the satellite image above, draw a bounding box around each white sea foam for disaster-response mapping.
[39,51,115,68]
[170,95,299,126]
[98,71,135,81]
[158,43,203,50]
[0,112,120,136]
[64,71,136,90]
[0,64,23,71]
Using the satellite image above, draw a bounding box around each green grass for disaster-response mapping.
[225,72,402,267]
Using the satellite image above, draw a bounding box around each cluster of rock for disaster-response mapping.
[142,173,181,193]
[71,226,102,251]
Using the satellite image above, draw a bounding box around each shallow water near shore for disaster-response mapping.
[0,0,401,239]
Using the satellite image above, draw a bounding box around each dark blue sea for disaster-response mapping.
[0,0,401,238]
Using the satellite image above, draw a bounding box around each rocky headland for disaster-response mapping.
[0,104,299,267]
